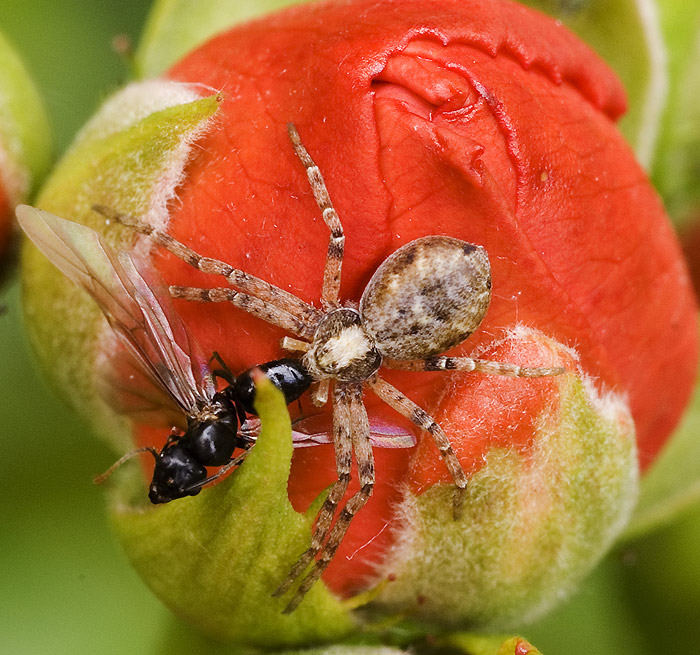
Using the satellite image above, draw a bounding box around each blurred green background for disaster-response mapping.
[0,1,699,653]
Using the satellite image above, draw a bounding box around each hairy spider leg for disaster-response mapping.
[286,122,347,404]
[273,382,354,599]
[367,375,468,518]
[169,285,312,338]
[383,356,566,377]
[310,378,331,407]
[91,204,322,338]
[281,382,375,614]
[287,123,344,309]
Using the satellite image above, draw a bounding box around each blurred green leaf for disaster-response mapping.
[112,375,352,647]
[624,337,700,540]
[619,501,700,653]
[651,0,700,225]
[0,28,51,198]
[525,555,652,653]
[522,0,667,169]
[135,0,304,78]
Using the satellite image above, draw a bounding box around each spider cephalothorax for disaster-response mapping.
[92,124,564,612]
[303,307,382,382]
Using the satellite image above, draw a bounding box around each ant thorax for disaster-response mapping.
[303,307,382,382]
[190,403,224,425]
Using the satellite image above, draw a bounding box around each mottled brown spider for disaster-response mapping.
[93,124,563,612]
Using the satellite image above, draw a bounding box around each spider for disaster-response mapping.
[93,124,564,612]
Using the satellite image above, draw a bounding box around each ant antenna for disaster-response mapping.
[94,446,158,485]
[183,451,249,495]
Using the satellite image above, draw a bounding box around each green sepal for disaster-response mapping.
[0,28,51,199]
[373,373,638,630]
[445,633,541,655]
[135,0,303,79]
[278,648,409,655]
[110,374,353,647]
[22,85,220,450]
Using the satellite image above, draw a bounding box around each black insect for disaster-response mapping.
[16,205,312,502]
[143,355,312,504]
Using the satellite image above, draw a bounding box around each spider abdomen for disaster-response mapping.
[360,236,491,359]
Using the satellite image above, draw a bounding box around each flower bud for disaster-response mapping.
[21,0,697,645]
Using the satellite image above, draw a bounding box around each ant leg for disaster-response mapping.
[282,382,374,613]
[368,375,467,519]
[273,381,353,599]
[287,124,344,309]
[170,285,312,339]
[183,449,250,495]
[383,356,565,378]
[92,205,322,328]
[93,446,158,485]
[209,351,236,385]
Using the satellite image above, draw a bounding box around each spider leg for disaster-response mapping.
[281,336,311,353]
[310,379,330,407]
[169,285,313,339]
[92,204,321,327]
[383,356,565,378]
[287,124,344,309]
[273,381,352,598]
[282,382,374,613]
[368,375,467,519]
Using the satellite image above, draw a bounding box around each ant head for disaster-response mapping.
[148,442,207,504]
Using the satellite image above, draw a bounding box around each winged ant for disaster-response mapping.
[16,206,312,503]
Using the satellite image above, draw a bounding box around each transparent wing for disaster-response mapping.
[95,332,188,430]
[289,413,417,448]
[16,205,215,418]
[238,414,416,448]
